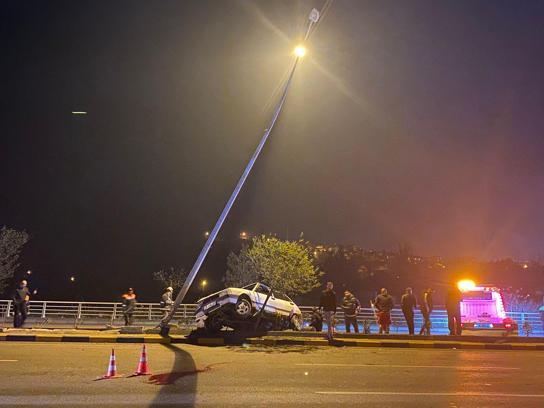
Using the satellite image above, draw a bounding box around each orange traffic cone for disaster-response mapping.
[132,344,151,376]
[95,348,122,380]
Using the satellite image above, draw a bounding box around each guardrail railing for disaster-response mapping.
[1,300,542,335]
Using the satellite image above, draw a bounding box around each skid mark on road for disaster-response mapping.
[298,363,520,370]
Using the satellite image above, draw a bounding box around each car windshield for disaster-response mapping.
[241,283,257,290]
[255,284,271,295]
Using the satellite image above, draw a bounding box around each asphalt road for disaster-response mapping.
[0,342,542,407]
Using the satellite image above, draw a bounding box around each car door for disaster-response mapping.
[273,291,296,317]
[254,284,273,314]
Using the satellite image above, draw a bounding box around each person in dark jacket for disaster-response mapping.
[12,280,30,328]
[341,291,361,333]
[319,281,337,340]
[446,284,463,335]
[122,288,137,326]
[401,287,417,335]
[373,288,394,334]
[309,307,323,332]
[419,288,433,335]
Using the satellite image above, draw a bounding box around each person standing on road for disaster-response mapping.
[401,287,417,335]
[419,288,434,335]
[446,284,463,335]
[373,288,394,334]
[341,290,361,333]
[12,280,31,328]
[161,286,174,320]
[121,288,137,326]
[319,281,337,341]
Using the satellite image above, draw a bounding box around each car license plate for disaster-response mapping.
[204,301,217,311]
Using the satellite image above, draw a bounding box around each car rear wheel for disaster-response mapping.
[290,314,303,331]
[234,297,252,319]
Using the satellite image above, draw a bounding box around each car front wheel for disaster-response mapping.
[234,297,252,319]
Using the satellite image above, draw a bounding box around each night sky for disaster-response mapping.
[2,1,544,300]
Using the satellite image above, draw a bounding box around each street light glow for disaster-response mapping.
[294,45,306,57]
[457,279,476,292]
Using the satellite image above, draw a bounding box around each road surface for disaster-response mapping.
[0,342,542,407]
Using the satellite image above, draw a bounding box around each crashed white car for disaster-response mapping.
[195,282,303,332]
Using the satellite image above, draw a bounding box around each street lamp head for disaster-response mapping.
[294,45,307,58]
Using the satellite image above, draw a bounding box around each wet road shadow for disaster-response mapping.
[148,343,197,408]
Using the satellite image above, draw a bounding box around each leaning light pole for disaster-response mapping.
[161,8,321,332]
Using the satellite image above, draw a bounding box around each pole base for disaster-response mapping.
[159,325,170,337]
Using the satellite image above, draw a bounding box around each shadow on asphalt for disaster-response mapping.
[148,343,197,408]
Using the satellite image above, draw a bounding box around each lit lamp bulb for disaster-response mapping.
[294,45,307,57]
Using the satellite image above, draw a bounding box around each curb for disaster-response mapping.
[0,334,181,344]
[246,337,544,351]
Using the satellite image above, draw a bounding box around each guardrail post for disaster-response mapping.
[112,303,117,322]
[7,300,12,317]
[42,302,47,319]
[148,304,152,320]
[77,302,82,320]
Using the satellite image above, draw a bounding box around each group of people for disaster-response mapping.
[312,281,462,339]
[9,278,178,328]
[120,286,175,326]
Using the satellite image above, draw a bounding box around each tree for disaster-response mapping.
[225,235,322,297]
[153,266,187,291]
[224,244,259,288]
[0,226,30,293]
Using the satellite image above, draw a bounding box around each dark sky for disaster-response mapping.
[2,1,544,300]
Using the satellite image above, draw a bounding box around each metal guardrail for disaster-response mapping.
[1,300,542,334]
[0,300,197,327]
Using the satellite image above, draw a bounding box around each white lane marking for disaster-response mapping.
[316,391,544,398]
[0,359,18,362]
[297,363,520,370]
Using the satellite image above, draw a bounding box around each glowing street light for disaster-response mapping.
[204,231,210,238]
[294,45,307,58]
[70,276,76,282]
[200,279,208,293]
[240,231,248,240]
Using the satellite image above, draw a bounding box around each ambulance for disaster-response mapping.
[457,280,517,335]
